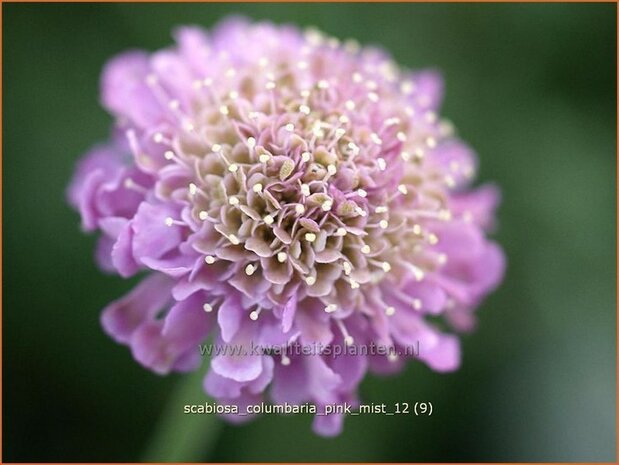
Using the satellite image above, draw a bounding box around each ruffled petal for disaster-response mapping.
[101,51,165,128]
[418,333,460,372]
[101,273,174,344]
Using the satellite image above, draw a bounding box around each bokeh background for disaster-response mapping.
[3,3,616,462]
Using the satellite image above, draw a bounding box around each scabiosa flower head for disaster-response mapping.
[68,17,505,436]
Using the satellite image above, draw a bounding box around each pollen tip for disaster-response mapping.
[324,304,337,313]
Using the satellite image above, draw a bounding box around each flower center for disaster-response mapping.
[155,44,452,312]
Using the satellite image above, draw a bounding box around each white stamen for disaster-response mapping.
[164,217,174,227]
[366,80,378,90]
[397,131,407,142]
[247,137,256,148]
[357,188,367,198]
[277,252,288,263]
[336,227,347,237]
[345,100,356,111]
[204,255,216,264]
[312,121,325,137]
[299,104,311,115]
[198,211,209,220]
[124,178,138,190]
[327,164,337,175]
[409,264,425,281]
[361,245,371,254]
[211,144,222,153]
[189,183,198,195]
[263,215,274,225]
[412,298,422,310]
[342,262,352,275]
[370,133,382,145]
[229,234,240,245]
[377,158,387,171]
[398,184,408,195]
[305,276,316,286]
[439,209,452,221]
[281,354,291,365]
[344,39,360,54]
[265,81,276,90]
[336,319,354,345]
[153,132,164,143]
[301,151,311,162]
[305,232,317,243]
[412,148,424,160]
[324,304,338,313]
[253,183,263,193]
[228,196,239,206]
[379,220,389,229]
[385,306,396,316]
[368,92,379,102]
[228,163,238,173]
[301,184,311,196]
[203,303,213,313]
[245,264,256,276]
[228,90,239,100]
[259,153,271,163]
[295,204,306,215]
[425,112,437,123]
[284,123,295,132]
[249,310,260,320]
[219,105,229,116]
[328,37,340,49]
[164,150,175,160]
[317,79,329,89]
[401,81,415,94]
[375,206,388,214]
[322,200,333,211]
[382,261,392,272]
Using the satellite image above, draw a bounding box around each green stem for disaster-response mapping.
[142,366,223,462]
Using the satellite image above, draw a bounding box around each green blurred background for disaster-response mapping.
[3,3,616,462]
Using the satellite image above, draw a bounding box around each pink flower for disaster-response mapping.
[68,17,505,436]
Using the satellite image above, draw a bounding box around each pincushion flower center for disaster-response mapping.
[157,59,428,312]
